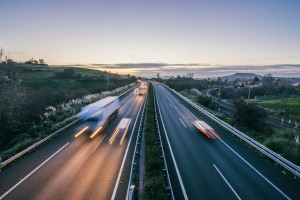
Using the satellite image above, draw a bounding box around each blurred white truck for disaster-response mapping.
[75,96,120,138]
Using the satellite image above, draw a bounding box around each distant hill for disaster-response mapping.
[221,73,262,81]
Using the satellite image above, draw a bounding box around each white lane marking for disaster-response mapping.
[91,134,107,154]
[163,88,179,103]
[220,139,291,200]
[111,94,146,200]
[156,97,188,200]
[179,118,187,128]
[181,104,198,120]
[213,164,241,200]
[180,97,290,199]
[169,102,173,108]
[0,143,69,200]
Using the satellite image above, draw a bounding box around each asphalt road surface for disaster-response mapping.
[0,90,147,200]
[153,83,300,200]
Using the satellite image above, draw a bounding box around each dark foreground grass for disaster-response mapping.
[144,84,168,200]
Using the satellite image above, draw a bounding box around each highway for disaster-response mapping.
[153,83,300,200]
[0,89,147,200]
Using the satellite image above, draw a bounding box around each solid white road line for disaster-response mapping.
[91,134,107,154]
[156,97,188,200]
[179,118,187,128]
[0,143,69,200]
[111,95,145,200]
[178,95,290,199]
[213,164,241,200]
[220,139,291,200]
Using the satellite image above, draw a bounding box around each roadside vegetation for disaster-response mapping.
[144,84,168,200]
[0,62,137,159]
[258,97,300,120]
[162,76,300,165]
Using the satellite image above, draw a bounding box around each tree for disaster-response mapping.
[186,72,194,79]
[63,68,75,78]
[252,76,260,84]
[262,74,274,88]
[156,73,160,79]
[39,59,45,65]
[233,99,266,130]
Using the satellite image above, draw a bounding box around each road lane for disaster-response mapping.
[154,83,300,200]
[0,90,146,200]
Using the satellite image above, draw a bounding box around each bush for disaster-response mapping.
[233,98,267,130]
[263,131,300,165]
[144,84,168,200]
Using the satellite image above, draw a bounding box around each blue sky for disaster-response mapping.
[1,0,300,77]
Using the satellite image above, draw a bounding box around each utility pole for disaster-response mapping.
[247,87,251,105]
[0,48,3,62]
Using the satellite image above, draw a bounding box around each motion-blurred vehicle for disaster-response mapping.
[109,118,131,144]
[134,88,143,95]
[75,96,120,138]
[192,120,220,139]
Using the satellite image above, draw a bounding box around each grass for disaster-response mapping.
[144,84,168,200]
[7,63,134,93]
[11,63,116,81]
[258,97,300,119]
[22,80,107,91]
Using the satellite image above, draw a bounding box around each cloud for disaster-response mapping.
[77,63,300,78]
[89,63,210,69]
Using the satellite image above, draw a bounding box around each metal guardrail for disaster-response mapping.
[126,90,148,200]
[0,118,80,170]
[0,84,137,171]
[153,89,174,199]
[163,84,300,179]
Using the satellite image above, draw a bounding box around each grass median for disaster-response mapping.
[143,84,168,200]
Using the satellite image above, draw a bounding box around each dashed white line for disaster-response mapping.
[220,139,291,200]
[213,164,241,200]
[179,118,187,128]
[170,89,290,200]
[181,104,198,120]
[169,102,173,108]
[91,134,107,153]
[0,143,69,200]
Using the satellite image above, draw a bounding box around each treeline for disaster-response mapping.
[219,86,298,100]
[144,84,168,200]
[163,77,223,91]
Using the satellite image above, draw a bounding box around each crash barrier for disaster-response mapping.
[163,84,300,179]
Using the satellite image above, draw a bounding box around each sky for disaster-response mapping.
[1,0,300,77]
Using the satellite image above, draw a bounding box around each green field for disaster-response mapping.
[12,64,112,81]
[2,63,132,93]
[258,97,300,118]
